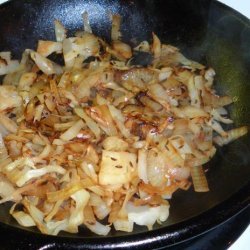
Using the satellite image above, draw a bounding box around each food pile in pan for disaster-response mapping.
[0,13,247,235]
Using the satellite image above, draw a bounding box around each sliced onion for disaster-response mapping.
[102,136,128,151]
[152,33,161,58]
[74,107,101,139]
[84,221,111,236]
[126,202,169,230]
[133,41,150,52]
[138,149,148,184]
[60,119,85,141]
[112,41,132,59]
[54,20,67,42]
[0,85,22,112]
[37,40,62,57]
[68,189,90,232]
[113,219,133,232]
[18,72,37,91]
[12,211,36,227]
[111,14,121,41]
[0,113,18,134]
[190,165,209,192]
[0,52,19,75]
[30,51,63,75]
[213,126,248,146]
[82,11,92,33]
[16,165,66,187]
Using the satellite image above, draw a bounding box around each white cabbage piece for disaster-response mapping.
[102,136,128,151]
[18,72,37,91]
[84,221,111,236]
[12,211,36,227]
[46,219,68,235]
[89,193,110,220]
[63,34,100,68]
[30,50,63,75]
[54,20,67,42]
[68,189,90,233]
[99,150,137,186]
[16,165,66,187]
[60,119,85,141]
[0,174,21,203]
[113,219,134,232]
[126,201,169,230]
[0,113,18,134]
[0,85,22,112]
[0,52,19,75]
[137,149,148,184]
[4,157,34,172]
[37,40,62,57]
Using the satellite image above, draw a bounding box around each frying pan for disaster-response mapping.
[0,0,249,249]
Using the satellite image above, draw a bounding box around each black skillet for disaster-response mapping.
[0,0,249,249]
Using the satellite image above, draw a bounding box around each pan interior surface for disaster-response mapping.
[0,0,249,243]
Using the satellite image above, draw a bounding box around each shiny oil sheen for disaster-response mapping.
[0,0,249,249]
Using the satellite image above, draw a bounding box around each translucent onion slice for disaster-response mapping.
[0,113,18,134]
[108,105,131,138]
[16,165,66,187]
[0,85,22,112]
[54,20,67,42]
[190,165,209,192]
[213,126,248,146]
[30,51,63,75]
[111,14,121,41]
[60,119,85,141]
[0,52,19,75]
[152,33,161,58]
[47,182,85,203]
[102,136,128,151]
[126,201,169,230]
[82,11,92,33]
[113,219,133,232]
[84,221,111,236]
[74,107,101,139]
[68,189,90,233]
[37,40,62,57]
[12,210,36,227]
